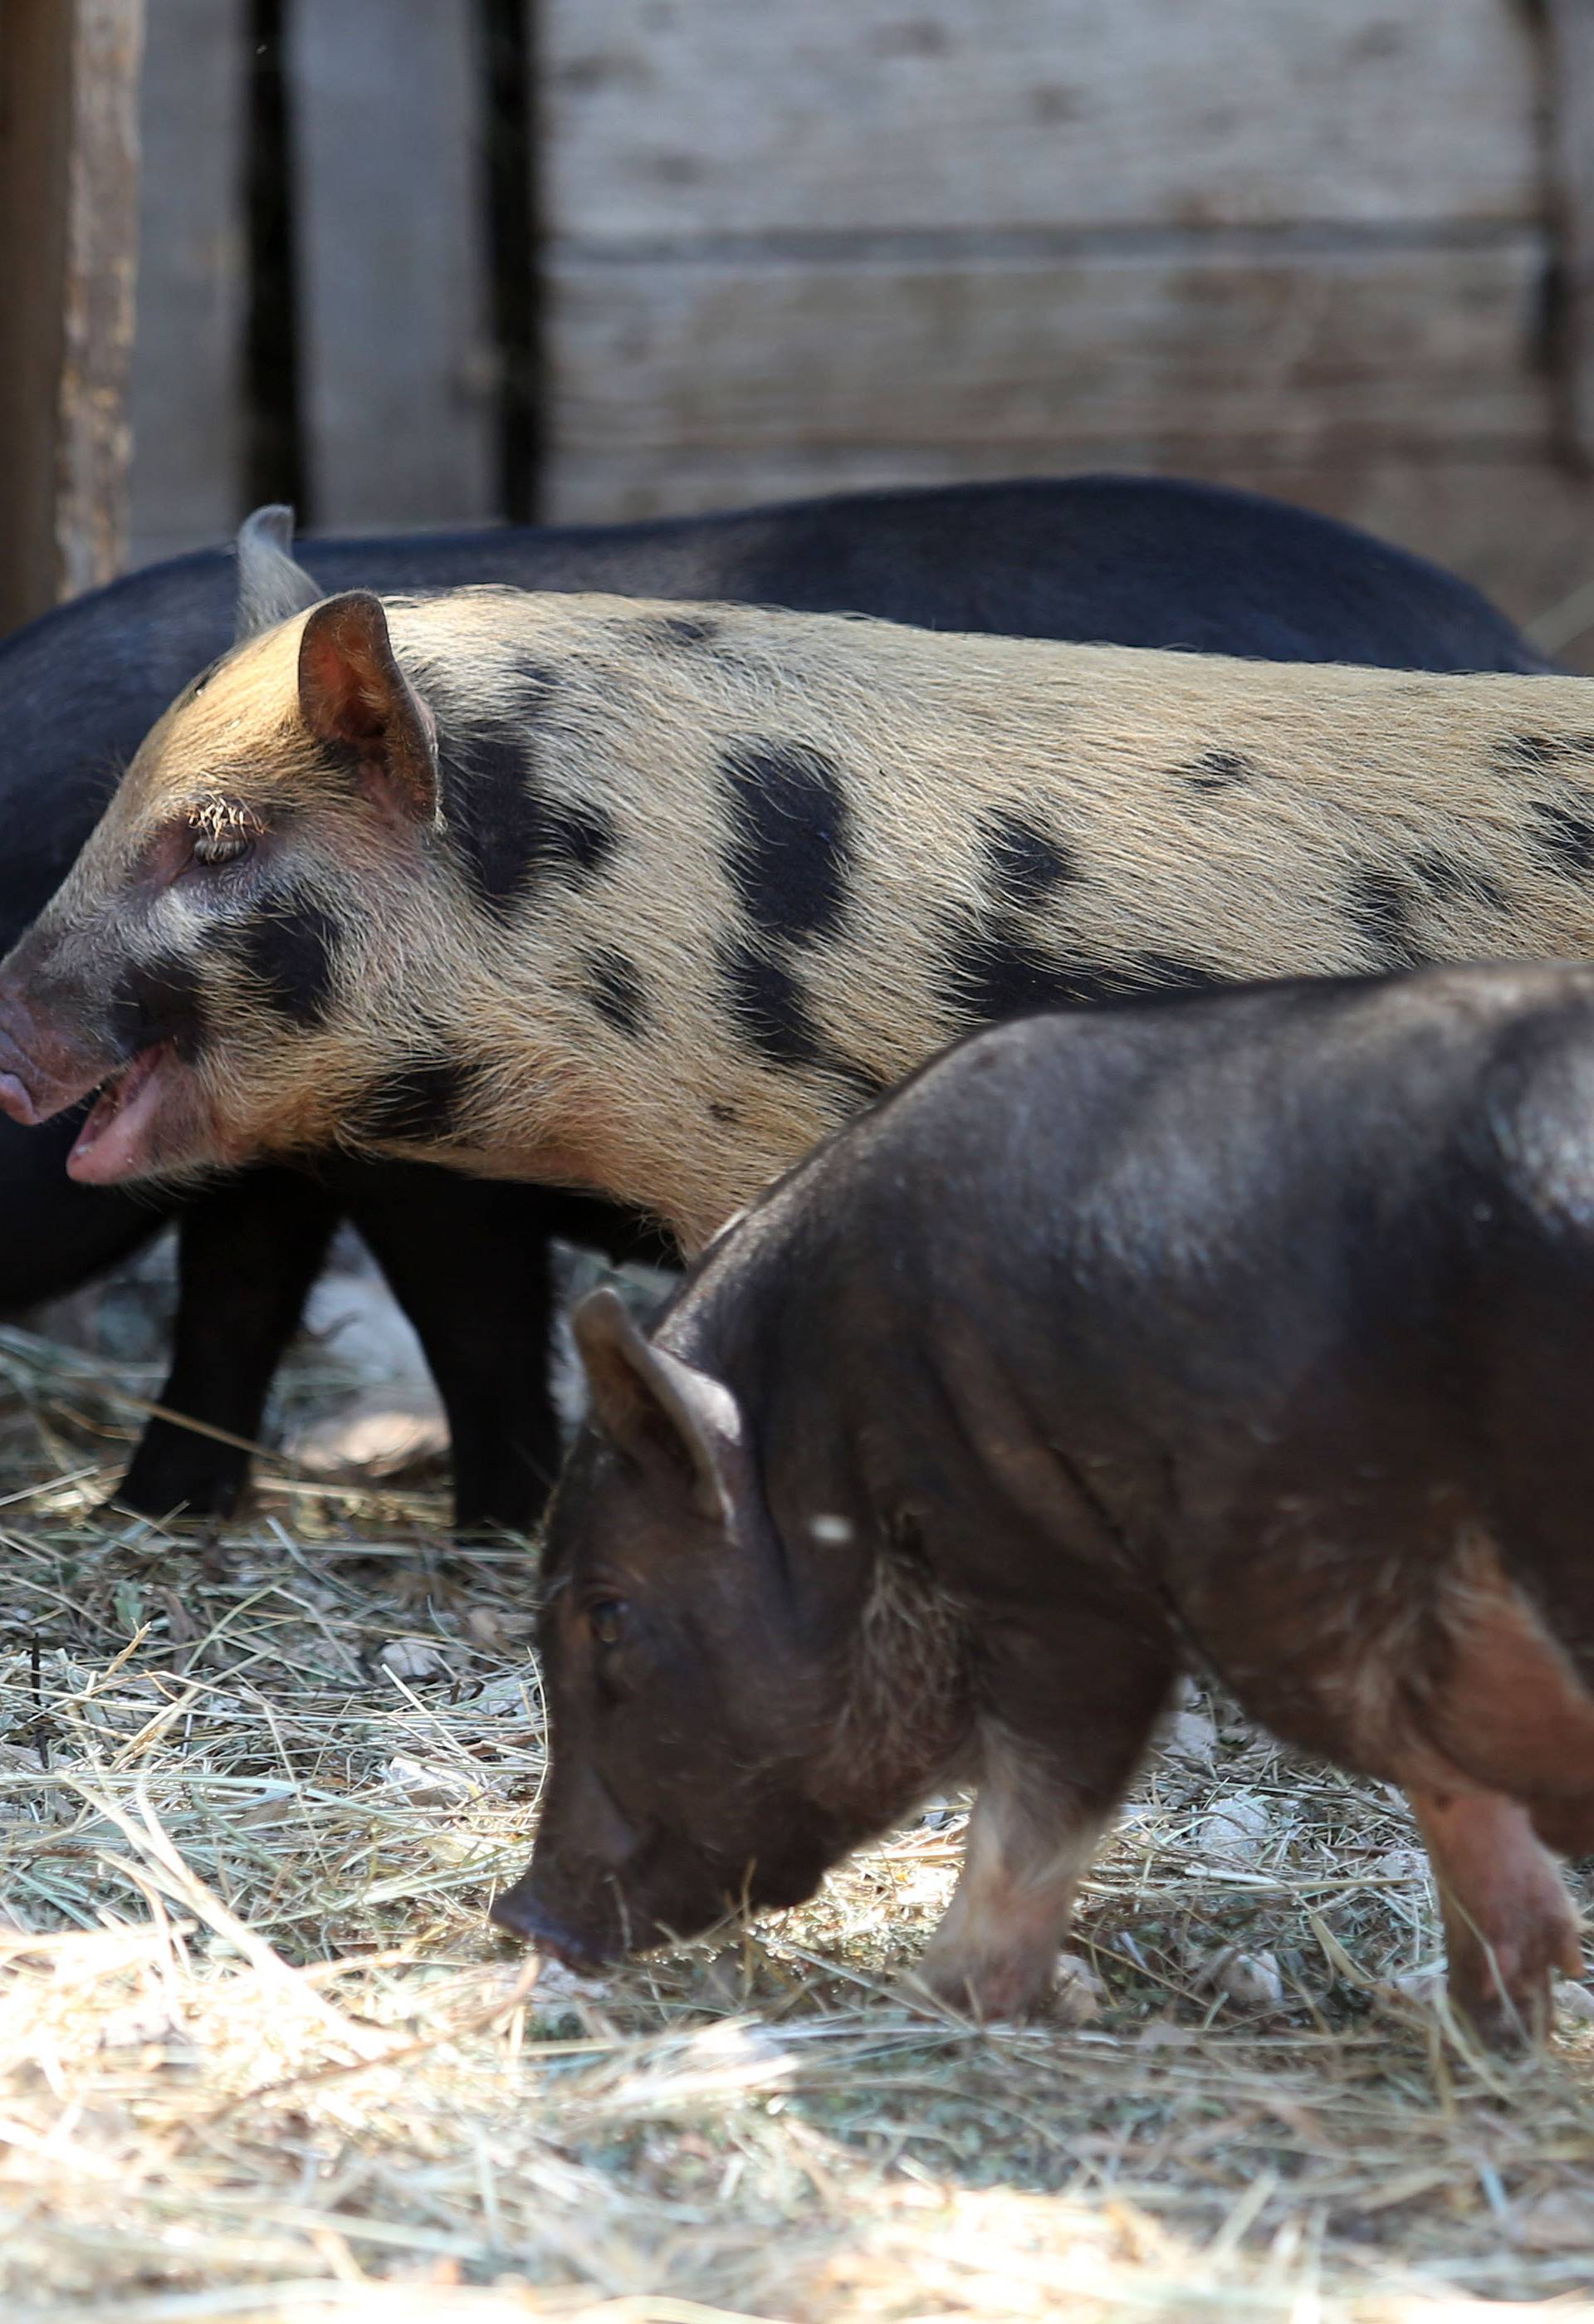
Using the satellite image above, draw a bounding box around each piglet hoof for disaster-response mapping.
[903,1946,1058,2024]
[1411,1786,1585,2053]
[1445,1901,1583,2053]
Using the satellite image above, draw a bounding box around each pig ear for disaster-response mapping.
[297,591,441,825]
[234,505,325,641]
[574,1286,748,1527]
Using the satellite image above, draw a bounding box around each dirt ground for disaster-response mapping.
[1,1311,1593,2323]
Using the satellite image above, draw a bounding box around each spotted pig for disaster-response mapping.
[498,962,1594,2050]
[3,567,1594,1247]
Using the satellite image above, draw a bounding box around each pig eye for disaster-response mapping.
[587,1597,628,1647]
[188,798,262,869]
[190,824,255,868]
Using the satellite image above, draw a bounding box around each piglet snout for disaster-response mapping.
[488,1873,611,1972]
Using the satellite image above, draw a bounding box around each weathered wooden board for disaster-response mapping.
[0,0,144,633]
[1546,0,1594,462]
[544,0,1541,240]
[126,0,248,569]
[547,240,1550,476]
[288,0,496,530]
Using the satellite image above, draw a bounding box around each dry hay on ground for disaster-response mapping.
[0,1322,1592,2323]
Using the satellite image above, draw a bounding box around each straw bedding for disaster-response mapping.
[0,1299,1592,2323]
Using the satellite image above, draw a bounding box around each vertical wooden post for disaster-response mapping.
[126,0,249,570]
[0,0,145,633]
[288,0,496,531]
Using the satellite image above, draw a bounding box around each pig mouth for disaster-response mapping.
[67,1044,183,1184]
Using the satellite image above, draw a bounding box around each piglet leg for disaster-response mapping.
[914,1631,1175,2021]
[1408,1784,1583,2048]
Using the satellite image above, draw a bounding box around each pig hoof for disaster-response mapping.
[905,1953,1055,2023]
[1452,1979,1548,2052]
[1446,1907,1582,2051]
[1450,1960,1557,2051]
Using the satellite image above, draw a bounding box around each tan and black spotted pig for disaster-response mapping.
[3,522,1594,1244]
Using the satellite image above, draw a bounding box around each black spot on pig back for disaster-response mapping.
[438,688,619,919]
[113,950,208,1061]
[222,892,342,1024]
[638,612,721,650]
[359,1054,472,1141]
[721,740,852,940]
[1498,733,1594,774]
[1176,749,1256,793]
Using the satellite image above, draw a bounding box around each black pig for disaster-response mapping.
[499,962,1594,2048]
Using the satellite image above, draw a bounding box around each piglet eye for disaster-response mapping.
[588,1597,628,1646]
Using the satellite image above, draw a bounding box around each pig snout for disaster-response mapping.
[0,981,96,1124]
[491,1765,648,1965]
[488,1871,617,1971]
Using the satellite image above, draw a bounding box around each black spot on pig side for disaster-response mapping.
[720,740,852,942]
[1136,952,1218,993]
[1527,798,1594,878]
[582,948,651,1040]
[714,938,883,1101]
[1344,868,1426,968]
[935,909,1215,1029]
[111,950,210,1062]
[213,890,343,1025]
[1499,734,1594,771]
[434,677,619,918]
[359,1054,474,1142]
[976,808,1077,906]
[1411,850,1508,912]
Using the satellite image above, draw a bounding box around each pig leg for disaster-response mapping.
[335,1167,567,1535]
[914,1629,1176,2020]
[1407,1784,1583,2048]
[115,1168,340,1517]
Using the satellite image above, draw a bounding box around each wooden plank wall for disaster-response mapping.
[539,0,1594,641]
[109,0,1594,658]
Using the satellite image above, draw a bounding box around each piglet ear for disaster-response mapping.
[574,1286,748,1527]
[297,591,440,826]
[234,505,324,640]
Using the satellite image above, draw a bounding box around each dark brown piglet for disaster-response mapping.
[496,961,1594,2049]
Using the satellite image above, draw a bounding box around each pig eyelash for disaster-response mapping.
[188,795,264,868]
